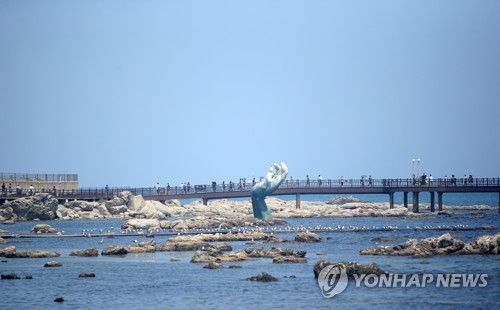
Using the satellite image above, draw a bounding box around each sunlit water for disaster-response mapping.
[1,196,499,309]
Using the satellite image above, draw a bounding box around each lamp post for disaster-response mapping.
[412,159,415,177]
[417,159,421,180]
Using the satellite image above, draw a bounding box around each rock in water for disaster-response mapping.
[463,233,499,254]
[44,261,63,267]
[54,297,64,303]
[359,233,500,257]
[0,246,16,256]
[127,240,156,253]
[203,262,223,269]
[31,223,58,234]
[313,260,385,279]
[1,193,58,221]
[1,273,20,279]
[6,250,60,258]
[101,245,128,256]
[246,272,278,282]
[69,248,99,257]
[79,273,96,278]
[294,231,321,243]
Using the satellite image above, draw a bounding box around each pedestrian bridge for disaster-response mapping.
[1,178,499,213]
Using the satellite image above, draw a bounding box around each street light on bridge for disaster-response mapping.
[417,158,421,180]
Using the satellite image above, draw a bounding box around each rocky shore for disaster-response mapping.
[2,192,495,226]
[360,233,500,257]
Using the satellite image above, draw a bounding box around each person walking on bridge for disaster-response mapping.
[155,182,160,195]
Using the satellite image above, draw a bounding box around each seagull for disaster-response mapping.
[99,238,104,244]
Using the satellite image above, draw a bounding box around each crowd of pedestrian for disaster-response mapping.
[1,182,61,197]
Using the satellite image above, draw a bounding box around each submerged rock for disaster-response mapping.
[79,273,96,278]
[272,256,307,264]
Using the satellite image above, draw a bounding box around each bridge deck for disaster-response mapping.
[1,178,499,212]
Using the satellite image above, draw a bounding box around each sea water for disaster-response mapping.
[0,195,499,309]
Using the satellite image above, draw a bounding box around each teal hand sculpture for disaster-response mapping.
[251,162,288,219]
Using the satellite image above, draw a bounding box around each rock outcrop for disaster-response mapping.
[246,272,278,282]
[101,245,128,256]
[463,233,499,254]
[44,261,63,267]
[4,250,60,258]
[191,249,247,263]
[122,219,161,230]
[0,194,58,221]
[1,273,21,280]
[69,248,99,257]
[313,260,386,279]
[360,233,500,257]
[294,231,321,243]
[157,238,209,251]
[0,246,16,257]
[190,246,307,264]
[31,224,57,234]
[127,240,156,253]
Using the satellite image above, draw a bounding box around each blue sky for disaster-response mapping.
[1,1,499,188]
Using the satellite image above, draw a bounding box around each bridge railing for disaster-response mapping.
[2,178,499,199]
[0,173,78,182]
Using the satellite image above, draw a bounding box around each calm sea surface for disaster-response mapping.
[1,194,499,310]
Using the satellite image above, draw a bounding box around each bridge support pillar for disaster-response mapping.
[389,192,394,209]
[438,192,443,211]
[296,193,301,209]
[403,192,408,209]
[430,192,435,212]
[412,192,419,213]
[202,198,208,206]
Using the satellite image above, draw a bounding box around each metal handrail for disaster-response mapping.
[0,173,78,182]
[2,178,499,199]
